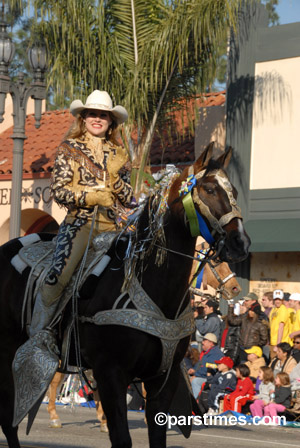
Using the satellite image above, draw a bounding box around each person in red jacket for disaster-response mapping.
[223,364,254,413]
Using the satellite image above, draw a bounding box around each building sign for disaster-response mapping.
[0,188,11,205]
[0,186,52,206]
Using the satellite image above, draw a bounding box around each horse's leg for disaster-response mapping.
[47,372,64,428]
[95,368,131,448]
[141,383,147,424]
[93,389,108,433]
[1,425,20,448]
[0,357,21,448]
[144,364,181,448]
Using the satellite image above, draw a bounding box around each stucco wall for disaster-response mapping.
[0,95,46,133]
[0,177,65,244]
[250,56,300,190]
[195,105,226,159]
[250,251,300,298]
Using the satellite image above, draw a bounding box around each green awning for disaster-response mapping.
[245,219,300,252]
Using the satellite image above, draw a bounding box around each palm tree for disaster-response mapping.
[9,0,242,193]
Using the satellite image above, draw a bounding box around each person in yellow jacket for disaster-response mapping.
[245,346,266,380]
[29,90,133,341]
[289,293,300,340]
[283,293,295,346]
[269,289,290,359]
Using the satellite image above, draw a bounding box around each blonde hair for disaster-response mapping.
[64,111,121,146]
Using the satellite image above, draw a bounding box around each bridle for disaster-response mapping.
[179,165,242,243]
[190,257,237,300]
[178,166,241,301]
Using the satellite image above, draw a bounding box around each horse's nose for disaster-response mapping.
[233,227,251,256]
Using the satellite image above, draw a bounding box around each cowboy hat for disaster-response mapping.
[70,90,128,125]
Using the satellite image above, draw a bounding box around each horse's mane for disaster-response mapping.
[121,171,180,290]
[204,158,224,175]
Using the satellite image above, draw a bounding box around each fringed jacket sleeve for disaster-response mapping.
[51,143,115,210]
[106,145,133,207]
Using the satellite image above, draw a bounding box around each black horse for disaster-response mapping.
[0,144,250,448]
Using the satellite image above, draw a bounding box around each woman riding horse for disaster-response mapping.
[29,90,133,349]
[0,141,250,448]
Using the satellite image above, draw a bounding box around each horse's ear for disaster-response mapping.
[194,142,214,173]
[215,146,232,169]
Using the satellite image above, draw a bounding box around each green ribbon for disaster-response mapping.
[182,192,200,237]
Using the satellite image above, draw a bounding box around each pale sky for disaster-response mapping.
[275,0,300,24]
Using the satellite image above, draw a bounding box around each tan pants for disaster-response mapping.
[41,214,117,306]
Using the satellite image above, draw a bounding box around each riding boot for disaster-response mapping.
[29,291,60,356]
[12,290,61,428]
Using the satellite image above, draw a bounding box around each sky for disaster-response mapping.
[275,0,300,24]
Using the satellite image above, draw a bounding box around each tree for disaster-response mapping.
[9,0,242,193]
[213,0,279,88]
[262,0,279,26]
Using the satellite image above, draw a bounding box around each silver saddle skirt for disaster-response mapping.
[11,231,120,332]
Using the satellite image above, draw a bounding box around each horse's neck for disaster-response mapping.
[140,209,196,318]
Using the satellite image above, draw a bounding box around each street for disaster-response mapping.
[0,404,300,448]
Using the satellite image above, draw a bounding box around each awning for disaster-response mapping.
[245,218,300,252]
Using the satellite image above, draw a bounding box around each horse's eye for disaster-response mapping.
[204,186,214,195]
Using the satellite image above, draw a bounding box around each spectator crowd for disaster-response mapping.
[185,289,300,421]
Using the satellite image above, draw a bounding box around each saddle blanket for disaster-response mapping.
[10,231,122,329]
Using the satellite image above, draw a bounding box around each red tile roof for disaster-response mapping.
[0,91,225,177]
[0,109,73,176]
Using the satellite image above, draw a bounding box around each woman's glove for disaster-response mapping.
[78,187,114,208]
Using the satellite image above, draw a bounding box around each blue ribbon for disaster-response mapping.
[180,174,215,244]
[196,209,215,244]
[179,175,197,196]
[195,267,204,289]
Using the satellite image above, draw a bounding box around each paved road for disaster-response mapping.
[0,404,300,448]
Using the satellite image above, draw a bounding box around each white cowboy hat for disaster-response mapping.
[70,90,128,125]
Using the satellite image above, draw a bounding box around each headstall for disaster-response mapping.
[179,165,242,243]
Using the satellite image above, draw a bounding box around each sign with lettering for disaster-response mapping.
[0,186,51,206]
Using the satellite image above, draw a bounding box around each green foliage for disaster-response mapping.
[262,0,279,26]
[7,0,242,193]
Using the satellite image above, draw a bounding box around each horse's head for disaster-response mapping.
[169,142,251,263]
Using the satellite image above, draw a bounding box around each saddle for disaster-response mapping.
[12,231,121,369]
